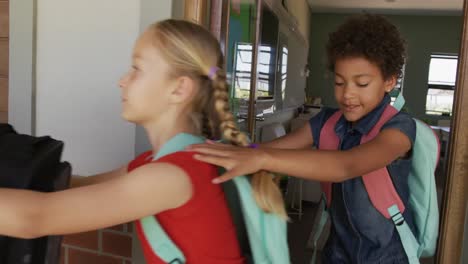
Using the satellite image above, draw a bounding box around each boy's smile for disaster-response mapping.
[334,57,397,122]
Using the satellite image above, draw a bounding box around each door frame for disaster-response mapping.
[436,0,468,263]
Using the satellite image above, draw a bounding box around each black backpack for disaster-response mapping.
[0,124,72,264]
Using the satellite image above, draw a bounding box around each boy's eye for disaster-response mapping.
[357,83,369,87]
[335,82,344,86]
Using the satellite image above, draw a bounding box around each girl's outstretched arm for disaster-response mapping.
[70,166,127,188]
[0,162,192,238]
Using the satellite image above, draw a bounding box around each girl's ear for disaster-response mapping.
[384,75,398,93]
[169,76,196,104]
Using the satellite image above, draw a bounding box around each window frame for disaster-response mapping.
[425,53,458,116]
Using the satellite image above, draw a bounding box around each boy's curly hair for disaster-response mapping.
[326,14,406,80]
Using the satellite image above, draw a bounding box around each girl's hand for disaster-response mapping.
[187,141,267,184]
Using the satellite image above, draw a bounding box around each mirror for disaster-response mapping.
[278,33,289,109]
[225,1,258,133]
[255,3,290,117]
[256,4,279,101]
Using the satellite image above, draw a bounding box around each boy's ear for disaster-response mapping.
[169,76,196,104]
[384,75,398,93]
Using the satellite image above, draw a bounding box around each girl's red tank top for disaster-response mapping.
[128,151,245,264]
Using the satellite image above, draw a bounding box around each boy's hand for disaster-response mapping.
[187,141,267,184]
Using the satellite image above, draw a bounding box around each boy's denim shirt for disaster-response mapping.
[309,94,417,264]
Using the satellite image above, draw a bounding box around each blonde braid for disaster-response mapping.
[210,70,288,219]
[201,108,217,139]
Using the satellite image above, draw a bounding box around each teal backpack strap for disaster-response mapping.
[392,91,406,111]
[361,99,422,263]
[231,174,290,264]
[137,133,205,264]
[231,175,270,263]
[310,196,329,264]
[140,216,186,264]
[388,205,420,264]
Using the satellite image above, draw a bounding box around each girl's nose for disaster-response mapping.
[119,72,129,88]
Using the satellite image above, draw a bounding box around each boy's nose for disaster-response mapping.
[343,86,355,99]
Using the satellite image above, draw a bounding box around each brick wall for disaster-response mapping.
[0,0,9,122]
[60,223,135,264]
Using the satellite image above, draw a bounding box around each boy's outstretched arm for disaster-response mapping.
[260,122,314,149]
[189,128,411,183]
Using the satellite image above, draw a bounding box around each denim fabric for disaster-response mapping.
[309,95,416,263]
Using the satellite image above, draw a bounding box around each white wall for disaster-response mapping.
[35,0,140,175]
[9,0,35,135]
[140,0,172,31]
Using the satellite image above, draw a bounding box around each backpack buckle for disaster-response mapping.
[169,259,184,264]
[388,205,405,226]
[391,212,405,226]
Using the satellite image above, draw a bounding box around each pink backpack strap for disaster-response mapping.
[360,105,405,218]
[318,105,405,218]
[319,111,342,207]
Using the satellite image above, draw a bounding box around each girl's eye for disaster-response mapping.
[357,83,369,87]
[335,82,344,86]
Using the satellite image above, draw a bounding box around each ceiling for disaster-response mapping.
[307,0,464,14]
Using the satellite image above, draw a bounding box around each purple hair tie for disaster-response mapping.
[249,143,259,149]
[208,66,220,80]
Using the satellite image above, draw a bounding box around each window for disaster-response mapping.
[232,43,253,99]
[232,43,277,99]
[280,46,288,101]
[425,54,458,116]
[257,45,276,98]
[390,63,405,105]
